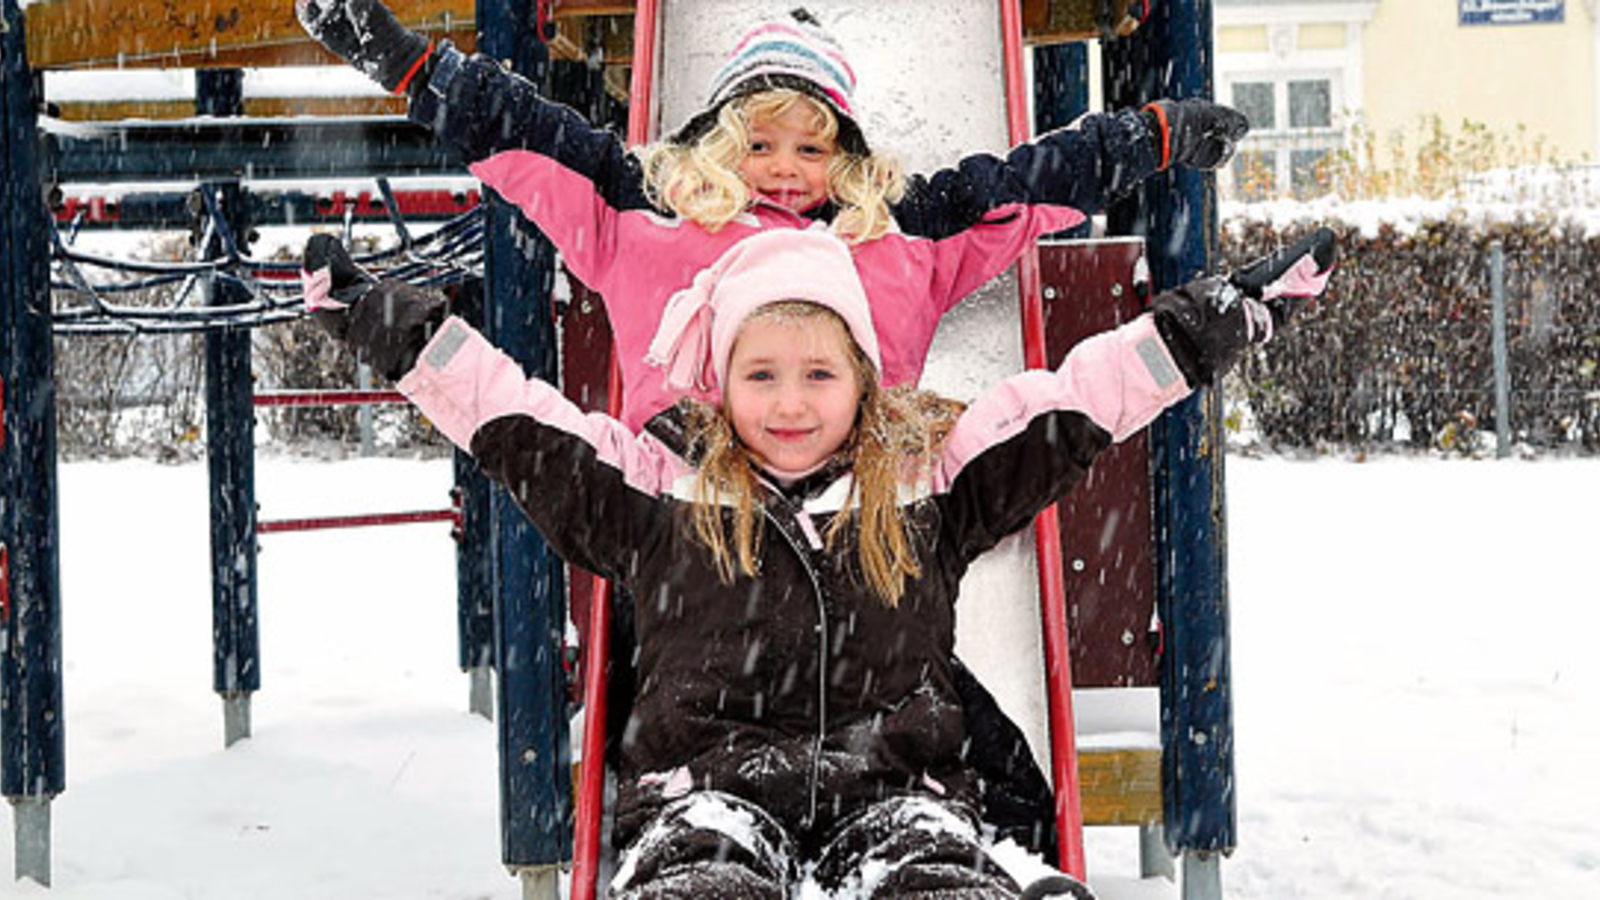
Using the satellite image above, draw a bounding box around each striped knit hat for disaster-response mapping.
[670,8,869,156]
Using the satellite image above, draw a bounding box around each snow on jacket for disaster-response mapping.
[411,44,1163,430]
[396,309,1192,845]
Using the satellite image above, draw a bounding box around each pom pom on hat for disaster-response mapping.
[670,8,869,156]
[645,227,880,394]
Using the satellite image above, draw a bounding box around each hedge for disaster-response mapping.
[1223,217,1600,454]
[46,214,1600,459]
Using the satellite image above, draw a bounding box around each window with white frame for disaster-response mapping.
[1223,72,1344,199]
[1213,2,1376,200]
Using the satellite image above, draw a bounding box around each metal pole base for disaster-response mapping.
[1139,824,1175,881]
[468,666,494,721]
[223,693,252,747]
[11,796,51,886]
[516,865,562,900]
[1181,851,1223,900]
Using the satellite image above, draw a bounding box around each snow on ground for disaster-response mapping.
[2,453,1597,899]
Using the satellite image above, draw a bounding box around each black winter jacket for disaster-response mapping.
[395,311,1193,850]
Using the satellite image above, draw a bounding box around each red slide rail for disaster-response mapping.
[999,0,1088,880]
[570,1,659,897]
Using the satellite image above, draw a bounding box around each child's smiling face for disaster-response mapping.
[738,104,836,213]
[724,308,862,478]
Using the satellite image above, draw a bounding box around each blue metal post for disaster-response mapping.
[0,0,64,884]
[477,1,572,887]
[197,70,260,748]
[1103,0,1237,876]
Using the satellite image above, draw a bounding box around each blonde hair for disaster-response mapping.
[639,90,906,243]
[685,302,964,606]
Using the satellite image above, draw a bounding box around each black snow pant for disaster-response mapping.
[608,790,1023,899]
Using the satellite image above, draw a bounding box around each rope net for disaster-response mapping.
[49,179,483,335]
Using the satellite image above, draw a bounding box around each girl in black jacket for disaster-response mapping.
[305,226,1335,898]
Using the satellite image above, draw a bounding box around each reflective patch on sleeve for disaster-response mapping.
[425,321,471,370]
[1135,335,1179,389]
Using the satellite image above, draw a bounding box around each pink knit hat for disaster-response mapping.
[645,228,881,394]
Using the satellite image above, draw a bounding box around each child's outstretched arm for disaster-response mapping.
[893,99,1248,241]
[296,0,647,207]
[930,229,1337,562]
[889,100,1248,323]
[300,236,680,583]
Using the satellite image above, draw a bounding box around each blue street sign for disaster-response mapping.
[1460,0,1564,25]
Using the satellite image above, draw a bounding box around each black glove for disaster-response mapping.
[1150,228,1339,386]
[300,234,448,381]
[1142,99,1250,170]
[295,0,434,95]
[300,232,378,340]
[1229,226,1339,330]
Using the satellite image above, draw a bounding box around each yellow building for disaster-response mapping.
[1213,0,1595,197]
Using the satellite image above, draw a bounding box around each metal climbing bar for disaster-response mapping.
[257,509,460,535]
[42,115,459,183]
[44,188,485,334]
[254,389,407,408]
[52,184,481,231]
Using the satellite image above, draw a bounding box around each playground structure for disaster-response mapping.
[1,2,1235,898]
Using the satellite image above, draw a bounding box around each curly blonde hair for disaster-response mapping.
[684,302,964,606]
[639,90,906,243]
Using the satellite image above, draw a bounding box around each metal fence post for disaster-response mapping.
[1490,240,1511,457]
[197,69,260,747]
[1,0,64,885]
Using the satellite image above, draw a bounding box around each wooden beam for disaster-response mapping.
[50,96,408,122]
[1078,747,1163,827]
[22,0,639,71]
[1022,0,1142,45]
[24,1,1112,72]
[26,1,485,70]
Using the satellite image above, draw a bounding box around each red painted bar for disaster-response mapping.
[573,2,659,896]
[1000,0,1086,880]
[256,509,459,534]
[253,390,407,408]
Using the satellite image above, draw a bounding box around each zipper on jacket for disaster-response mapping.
[761,502,830,830]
